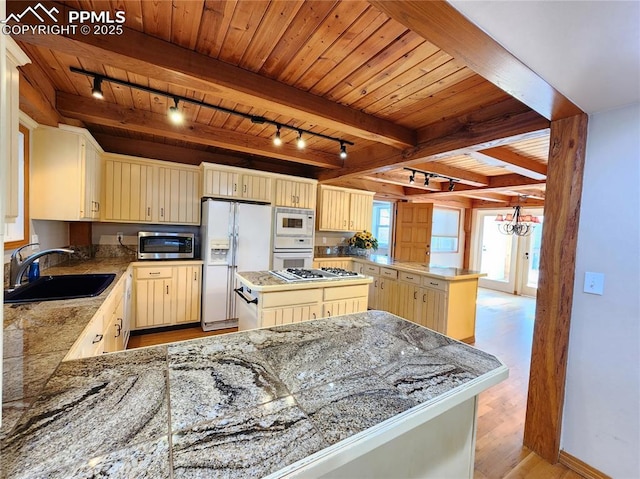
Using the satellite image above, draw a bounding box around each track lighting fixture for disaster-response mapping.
[273,125,282,146]
[403,167,459,192]
[339,141,347,159]
[168,98,184,124]
[91,76,103,99]
[71,67,355,152]
[296,131,306,149]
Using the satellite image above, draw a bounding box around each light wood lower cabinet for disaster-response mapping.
[355,260,479,342]
[133,262,202,330]
[240,282,369,330]
[65,268,131,360]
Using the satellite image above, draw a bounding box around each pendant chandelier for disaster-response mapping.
[495,205,540,236]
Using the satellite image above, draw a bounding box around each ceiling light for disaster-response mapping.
[495,204,540,236]
[339,141,347,159]
[448,179,455,191]
[409,171,415,184]
[296,131,305,149]
[273,125,282,146]
[168,98,184,124]
[91,77,103,99]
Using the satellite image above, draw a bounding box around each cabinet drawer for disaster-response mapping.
[422,277,449,292]
[363,264,380,275]
[135,267,173,279]
[262,288,323,308]
[380,267,398,280]
[323,284,369,301]
[399,271,421,285]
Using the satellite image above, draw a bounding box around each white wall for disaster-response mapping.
[2,220,69,264]
[562,103,640,477]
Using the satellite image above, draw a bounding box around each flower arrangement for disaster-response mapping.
[349,230,378,250]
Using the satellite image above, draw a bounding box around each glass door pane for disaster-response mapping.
[478,213,517,293]
[519,216,543,296]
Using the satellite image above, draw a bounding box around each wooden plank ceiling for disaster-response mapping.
[10,0,552,207]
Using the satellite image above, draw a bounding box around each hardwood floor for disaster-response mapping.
[126,325,237,349]
[473,288,582,479]
[126,291,583,478]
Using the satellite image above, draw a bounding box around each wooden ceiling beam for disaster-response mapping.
[457,191,512,203]
[399,162,489,186]
[361,172,442,192]
[368,0,583,120]
[404,174,544,200]
[56,92,342,169]
[92,133,315,177]
[319,97,549,181]
[7,0,416,150]
[330,178,407,198]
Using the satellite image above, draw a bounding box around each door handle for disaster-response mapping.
[525,252,530,259]
[234,286,258,304]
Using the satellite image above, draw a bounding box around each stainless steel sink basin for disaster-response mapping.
[4,274,116,303]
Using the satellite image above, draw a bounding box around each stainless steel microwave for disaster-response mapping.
[137,232,195,260]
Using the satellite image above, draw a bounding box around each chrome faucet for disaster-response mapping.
[9,243,75,289]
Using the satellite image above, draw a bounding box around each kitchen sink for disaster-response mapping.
[4,274,116,304]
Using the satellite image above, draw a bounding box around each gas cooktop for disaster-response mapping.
[270,268,364,282]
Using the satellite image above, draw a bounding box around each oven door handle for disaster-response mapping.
[234,286,258,305]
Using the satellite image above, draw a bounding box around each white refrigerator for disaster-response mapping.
[200,198,272,331]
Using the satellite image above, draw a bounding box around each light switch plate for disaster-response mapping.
[584,271,605,295]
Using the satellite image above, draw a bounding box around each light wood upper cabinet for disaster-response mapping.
[103,156,154,222]
[273,178,317,209]
[202,163,271,202]
[103,154,200,225]
[157,166,200,224]
[3,38,30,220]
[31,125,104,221]
[317,185,374,232]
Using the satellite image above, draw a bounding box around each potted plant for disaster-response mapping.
[348,230,378,255]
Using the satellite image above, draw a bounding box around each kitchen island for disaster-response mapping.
[315,255,486,342]
[1,310,507,478]
[234,271,372,331]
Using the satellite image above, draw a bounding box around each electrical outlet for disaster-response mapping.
[116,232,124,243]
[583,271,605,295]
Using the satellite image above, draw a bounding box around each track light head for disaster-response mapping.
[409,171,415,184]
[273,125,282,146]
[339,141,347,159]
[296,130,305,149]
[448,179,455,192]
[91,76,103,99]
[168,98,184,124]
[424,175,430,186]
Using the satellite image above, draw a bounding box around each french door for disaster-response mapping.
[474,209,543,296]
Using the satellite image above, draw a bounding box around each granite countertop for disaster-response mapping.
[315,254,486,281]
[236,271,372,292]
[0,310,506,478]
[1,258,132,440]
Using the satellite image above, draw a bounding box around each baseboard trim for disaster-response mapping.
[558,450,611,479]
[130,322,201,336]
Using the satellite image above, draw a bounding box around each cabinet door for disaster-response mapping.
[158,167,200,224]
[274,179,297,207]
[318,188,350,231]
[103,159,154,222]
[349,192,373,232]
[368,276,379,310]
[378,278,398,313]
[421,287,447,333]
[241,173,271,202]
[134,278,173,329]
[202,167,240,198]
[80,142,102,220]
[395,281,418,323]
[323,297,368,318]
[297,181,316,209]
[172,265,202,324]
[261,304,320,327]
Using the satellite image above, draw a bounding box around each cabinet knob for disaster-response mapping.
[422,294,426,303]
[92,334,104,344]
[414,291,417,300]
[147,207,151,217]
[115,324,122,337]
[166,285,169,294]
[160,207,164,217]
[243,184,247,194]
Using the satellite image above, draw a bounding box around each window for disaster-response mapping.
[4,124,29,249]
[431,207,460,253]
[371,201,392,255]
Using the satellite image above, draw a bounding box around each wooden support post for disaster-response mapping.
[523,113,588,462]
